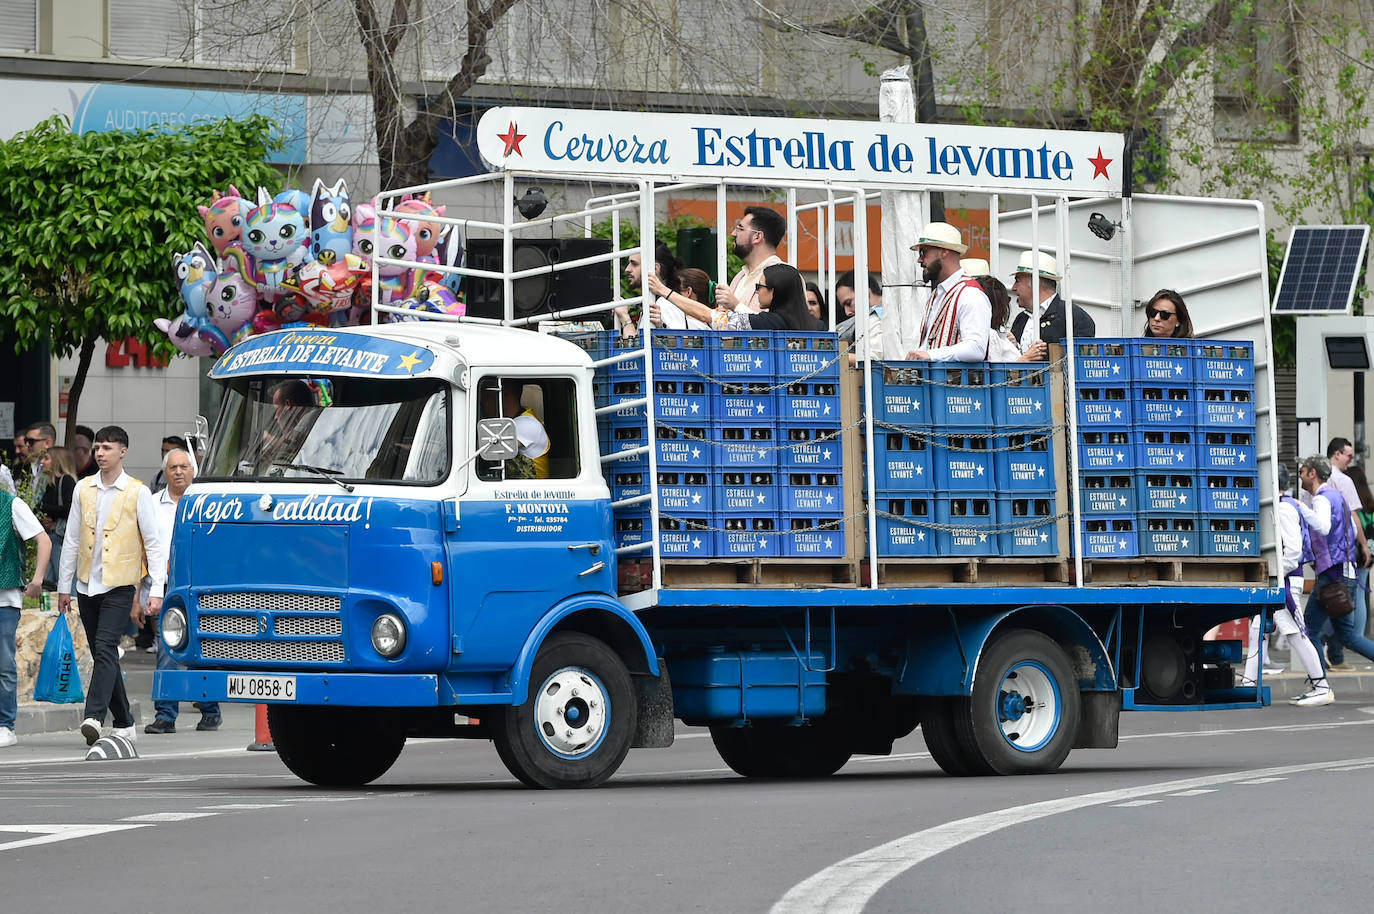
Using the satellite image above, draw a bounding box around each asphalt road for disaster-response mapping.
[3,695,1372,913]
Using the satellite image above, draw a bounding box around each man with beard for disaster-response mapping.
[906,222,990,362]
[715,206,785,314]
[1009,251,1095,359]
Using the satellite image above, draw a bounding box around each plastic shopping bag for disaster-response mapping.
[33,613,85,704]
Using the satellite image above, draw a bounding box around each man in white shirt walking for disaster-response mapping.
[58,426,168,746]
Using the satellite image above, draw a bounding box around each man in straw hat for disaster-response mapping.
[906,222,991,362]
[1010,250,1095,359]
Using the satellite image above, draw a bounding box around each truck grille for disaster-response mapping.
[194,591,345,666]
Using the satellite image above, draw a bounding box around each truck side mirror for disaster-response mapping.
[476,417,520,461]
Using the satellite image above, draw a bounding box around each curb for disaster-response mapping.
[15,700,144,736]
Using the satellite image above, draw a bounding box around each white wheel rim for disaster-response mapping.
[996,661,1062,752]
[533,666,610,758]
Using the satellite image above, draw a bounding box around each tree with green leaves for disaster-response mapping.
[0,115,282,441]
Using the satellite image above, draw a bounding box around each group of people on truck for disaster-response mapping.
[614,206,1195,362]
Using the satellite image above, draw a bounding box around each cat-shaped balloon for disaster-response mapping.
[240,187,308,300]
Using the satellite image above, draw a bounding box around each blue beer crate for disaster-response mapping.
[652,330,712,378]
[777,379,841,424]
[1076,429,1133,472]
[872,427,932,490]
[716,515,781,558]
[658,516,715,559]
[777,332,841,380]
[609,466,651,506]
[1138,515,1200,557]
[994,432,1055,492]
[1198,431,1257,472]
[932,433,994,492]
[1194,385,1257,429]
[934,495,997,557]
[603,418,651,462]
[1081,515,1138,558]
[607,333,647,377]
[712,330,776,379]
[715,469,778,514]
[552,328,611,363]
[870,364,930,425]
[601,378,649,421]
[713,423,778,470]
[1079,474,1136,516]
[990,364,1052,427]
[1133,429,1197,470]
[1195,340,1256,386]
[655,470,713,514]
[1200,516,1261,557]
[714,381,776,423]
[613,511,651,551]
[781,471,843,514]
[1076,384,1133,427]
[780,516,846,558]
[654,422,712,468]
[1128,339,1194,383]
[995,495,1058,556]
[1074,338,1131,384]
[875,496,937,557]
[1199,473,1259,514]
[1135,471,1198,513]
[779,425,843,471]
[928,363,993,426]
[604,378,712,423]
[1131,383,1196,427]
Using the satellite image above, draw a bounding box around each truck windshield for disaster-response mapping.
[202,375,450,485]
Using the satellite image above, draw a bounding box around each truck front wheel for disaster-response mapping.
[954,629,1080,775]
[268,706,406,787]
[492,632,636,789]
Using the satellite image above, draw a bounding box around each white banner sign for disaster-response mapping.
[476,106,1125,195]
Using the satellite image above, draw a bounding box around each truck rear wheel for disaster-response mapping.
[709,723,852,778]
[954,629,1080,775]
[267,706,406,787]
[492,632,636,789]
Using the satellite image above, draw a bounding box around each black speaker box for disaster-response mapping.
[463,238,614,322]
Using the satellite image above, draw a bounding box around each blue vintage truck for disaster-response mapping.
[155,107,1282,788]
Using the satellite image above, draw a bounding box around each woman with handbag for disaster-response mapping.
[1298,454,1374,680]
[38,445,78,590]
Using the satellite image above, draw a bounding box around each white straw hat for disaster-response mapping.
[1011,250,1061,281]
[910,222,968,255]
[960,258,990,277]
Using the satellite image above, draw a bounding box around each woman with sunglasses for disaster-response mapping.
[1143,289,1195,338]
[653,262,813,332]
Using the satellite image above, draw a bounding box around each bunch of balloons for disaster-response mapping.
[155,180,468,357]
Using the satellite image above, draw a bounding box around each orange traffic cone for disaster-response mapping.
[247,703,275,752]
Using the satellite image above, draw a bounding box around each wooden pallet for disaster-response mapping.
[1084,556,1269,585]
[876,557,1071,585]
[659,558,862,588]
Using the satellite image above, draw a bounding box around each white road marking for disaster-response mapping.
[1236,777,1286,784]
[771,756,1374,914]
[1168,789,1216,797]
[199,803,288,810]
[0,823,149,851]
[1112,800,1159,807]
[121,812,221,822]
[1328,763,1374,771]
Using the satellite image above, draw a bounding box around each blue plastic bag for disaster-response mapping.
[33,613,84,704]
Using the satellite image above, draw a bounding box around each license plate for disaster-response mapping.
[226,674,297,702]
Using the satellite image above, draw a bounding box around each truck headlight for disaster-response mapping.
[371,614,406,658]
[162,607,188,650]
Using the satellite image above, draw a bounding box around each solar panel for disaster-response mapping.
[1272,225,1369,314]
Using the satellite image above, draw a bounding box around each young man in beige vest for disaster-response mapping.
[58,426,167,746]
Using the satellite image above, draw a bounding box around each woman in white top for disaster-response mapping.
[979,275,1041,363]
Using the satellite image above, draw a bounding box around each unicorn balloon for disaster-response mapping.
[240,187,308,300]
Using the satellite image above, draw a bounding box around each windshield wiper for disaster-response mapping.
[272,462,356,493]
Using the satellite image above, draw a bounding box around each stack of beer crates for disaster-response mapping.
[1075,338,1258,559]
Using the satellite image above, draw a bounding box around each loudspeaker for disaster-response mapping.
[463,238,614,322]
[676,227,719,281]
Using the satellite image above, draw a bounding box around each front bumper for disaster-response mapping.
[155,669,453,706]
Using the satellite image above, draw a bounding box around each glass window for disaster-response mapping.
[475,377,580,481]
[203,375,450,485]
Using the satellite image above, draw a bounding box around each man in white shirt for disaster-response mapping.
[716,206,786,313]
[905,222,991,362]
[58,426,168,746]
[0,488,51,748]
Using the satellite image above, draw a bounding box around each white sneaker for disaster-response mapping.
[110,726,136,742]
[0,727,16,748]
[80,718,102,745]
[1295,688,1335,707]
[1263,666,1286,676]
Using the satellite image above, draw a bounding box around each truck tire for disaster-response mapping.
[954,629,1080,775]
[492,632,636,789]
[709,723,852,778]
[268,706,406,787]
[920,698,992,777]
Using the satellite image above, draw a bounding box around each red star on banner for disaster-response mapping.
[1088,146,1113,180]
[497,121,527,157]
